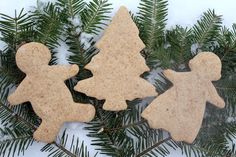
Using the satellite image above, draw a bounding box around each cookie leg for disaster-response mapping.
[170,131,183,142]
[142,107,161,129]
[33,120,62,143]
[69,103,95,122]
[170,127,198,143]
[184,135,196,144]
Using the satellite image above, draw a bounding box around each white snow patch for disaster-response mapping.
[226,133,236,151]
[147,67,164,85]
[70,16,82,33]
[54,40,72,65]
[80,32,93,50]
[191,43,200,55]
[69,16,82,27]
[0,33,6,50]
[226,117,236,123]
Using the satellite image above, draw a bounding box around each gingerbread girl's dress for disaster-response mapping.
[142,52,225,143]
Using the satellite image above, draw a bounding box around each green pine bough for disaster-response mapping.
[0,0,235,157]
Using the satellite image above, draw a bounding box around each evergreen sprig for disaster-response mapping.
[138,0,168,49]
[81,0,112,35]
[57,0,86,19]
[41,130,97,157]
[192,9,222,50]
[32,2,64,49]
[0,0,235,157]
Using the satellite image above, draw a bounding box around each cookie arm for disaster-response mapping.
[163,69,177,83]
[8,84,28,106]
[207,83,225,108]
[52,64,79,80]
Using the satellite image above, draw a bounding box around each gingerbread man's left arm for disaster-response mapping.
[8,80,29,106]
[51,64,79,80]
[207,82,225,108]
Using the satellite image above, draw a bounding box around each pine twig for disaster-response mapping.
[0,103,77,157]
[53,142,77,157]
[136,137,172,157]
[0,103,37,130]
[104,120,147,133]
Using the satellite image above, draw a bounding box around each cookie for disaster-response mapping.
[8,42,95,143]
[74,6,157,111]
[142,52,225,143]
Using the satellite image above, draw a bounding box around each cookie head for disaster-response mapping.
[16,42,51,73]
[189,52,222,81]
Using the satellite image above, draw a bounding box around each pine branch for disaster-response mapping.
[66,31,97,67]
[81,0,112,35]
[0,135,34,157]
[86,100,173,157]
[0,9,34,49]
[104,120,147,133]
[215,25,236,75]
[192,9,222,50]
[215,75,236,117]
[86,101,138,157]
[32,2,64,49]
[41,129,97,157]
[0,103,37,129]
[0,103,35,157]
[136,137,172,157]
[166,26,193,65]
[0,102,92,157]
[57,0,85,19]
[0,1,235,157]
[138,0,168,48]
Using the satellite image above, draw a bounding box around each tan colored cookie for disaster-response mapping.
[74,6,157,111]
[142,52,225,143]
[8,42,95,143]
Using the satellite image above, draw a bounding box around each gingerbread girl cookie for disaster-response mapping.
[8,42,95,143]
[142,52,225,143]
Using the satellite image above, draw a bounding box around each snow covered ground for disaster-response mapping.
[0,0,236,157]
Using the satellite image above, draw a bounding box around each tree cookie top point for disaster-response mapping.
[96,6,144,50]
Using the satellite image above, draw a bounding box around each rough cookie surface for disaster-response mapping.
[142,52,225,143]
[8,42,95,143]
[74,6,157,111]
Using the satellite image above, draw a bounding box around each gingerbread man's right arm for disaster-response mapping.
[51,64,79,80]
[8,80,29,106]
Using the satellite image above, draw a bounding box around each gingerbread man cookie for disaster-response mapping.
[8,42,95,143]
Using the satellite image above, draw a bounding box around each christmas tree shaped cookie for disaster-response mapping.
[141,52,225,143]
[74,6,157,111]
[8,42,95,143]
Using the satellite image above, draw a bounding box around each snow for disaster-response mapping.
[0,0,236,157]
[147,68,164,85]
[69,16,82,27]
[80,32,93,50]
[54,40,72,65]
